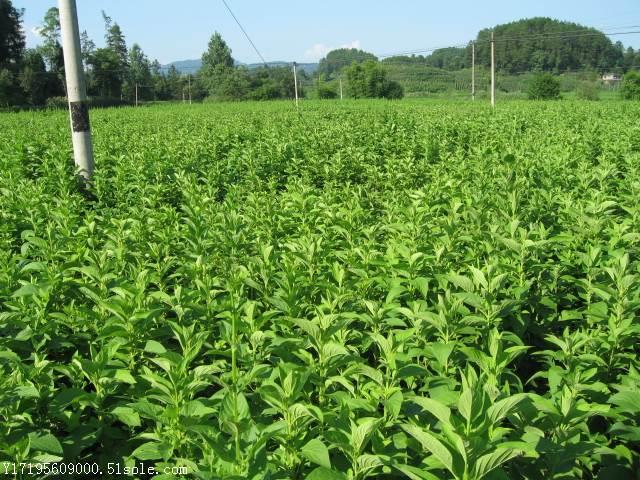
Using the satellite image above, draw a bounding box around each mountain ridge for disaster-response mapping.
[162,59,318,74]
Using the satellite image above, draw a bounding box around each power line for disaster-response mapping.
[221,0,268,67]
[492,29,640,44]
[375,26,640,59]
[378,43,470,59]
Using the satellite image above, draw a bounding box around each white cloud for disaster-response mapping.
[304,43,331,61]
[341,40,361,50]
[19,25,43,47]
[304,40,362,61]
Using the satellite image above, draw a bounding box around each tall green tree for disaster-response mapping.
[201,32,234,72]
[0,0,25,68]
[80,30,95,72]
[19,49,47,105]
[88,48,122,98]
[165,64,183,100]
[345,61,404,99]
[623,47,637,72]
[149,59,168,100]
[425,47,467,70]
[0,67,15,105]
[102,11,128,95]
[0,0,25,106]
[126,43,152,101]
[318,48,378,77]
[38,7,62,71]
[200,32,240,99]
[246,66,299,100]
[36,6,65,98]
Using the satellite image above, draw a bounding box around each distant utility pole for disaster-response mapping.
[491,31,496,107]
[339,78,343,100]
[188,75,192,104]
[293,62,299,110]
[58,0,94,182]
[135,82,138,106]
[471,41,475,102]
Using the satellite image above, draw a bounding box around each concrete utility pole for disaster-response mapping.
[491,31,496,107]
[471,41,476,102]
[188,75,192,104]
[293,62,299,110]
[339,78,343,100]
[59,0,94,181]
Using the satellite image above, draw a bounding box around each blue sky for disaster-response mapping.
[15,0,640,65]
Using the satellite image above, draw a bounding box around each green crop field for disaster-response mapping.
[1,100,639,479]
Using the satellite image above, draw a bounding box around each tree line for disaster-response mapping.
[0,0,407,107]
[0,0,405,107]
[4,3,635,107]
[381,18,640,74]
[0,1,307,107]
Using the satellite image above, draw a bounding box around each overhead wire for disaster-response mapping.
[375,27,640,58]
[10,14,639,102]
[220,0,268,67]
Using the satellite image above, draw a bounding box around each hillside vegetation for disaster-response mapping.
[380,18,636,74]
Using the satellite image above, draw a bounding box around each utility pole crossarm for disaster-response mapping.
[59,0,94,181]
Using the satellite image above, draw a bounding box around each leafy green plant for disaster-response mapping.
[0,99,639,478]
[576,81,600,101]
[528,73,561,100]
[620,71,640,100]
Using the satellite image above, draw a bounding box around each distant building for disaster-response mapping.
[602,73,622,83]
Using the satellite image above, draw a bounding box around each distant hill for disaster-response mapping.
[381,17,627,74]
[162,59,318,74]
[475,17,624,73]
[318,49,378,76]
[161,59,202,74]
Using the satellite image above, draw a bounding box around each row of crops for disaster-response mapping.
[1,100,639,479]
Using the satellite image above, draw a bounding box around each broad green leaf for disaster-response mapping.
[401,424,454,475]
[112,406,141,428]
[15,385,40,399]
[301,438,331,469]
[609,391,640,413]
[12,283,41,297]
[114,369,137,384]
[458,386,473,424]
[29,433,63,455]
[486,393,528,424]
[305,467,347,480]
[144,340,167,354]
[385,390,404,418]
[183,400,216,418]
[469,266,488,289]
[352,418,380,454]
[446,274,475,293]
[472,447,523,479]
[222,391,251,422]
[410,396,452,425]
[131,442,165,460]
[393,464,441,480]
